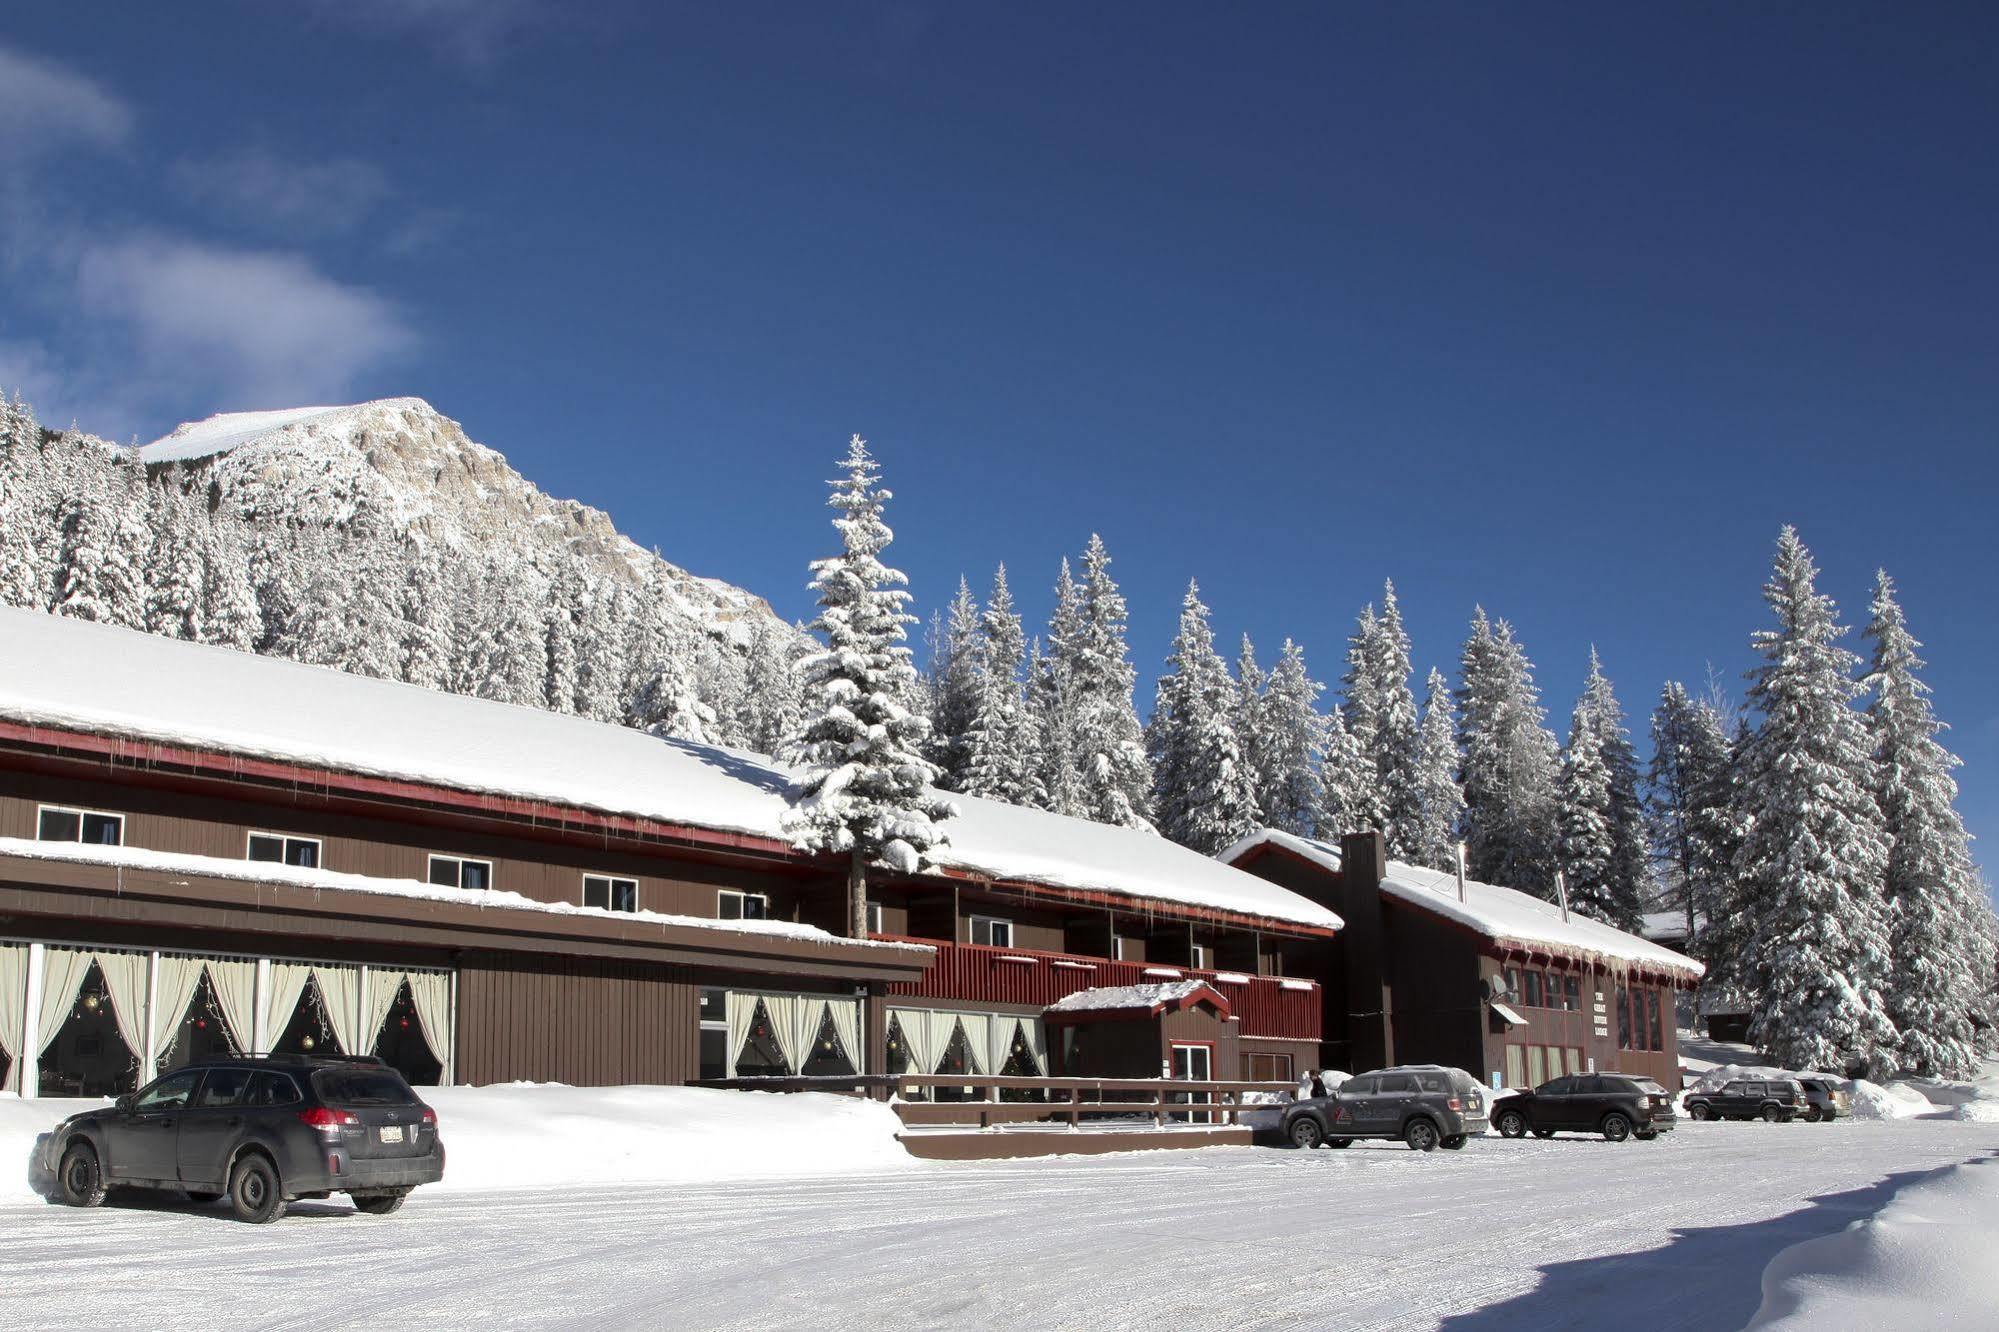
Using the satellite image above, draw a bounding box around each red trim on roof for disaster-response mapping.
[1043,981,1233,1023]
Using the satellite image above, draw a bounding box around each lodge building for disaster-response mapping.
[1222,829,1703,1090]
[0,610,1336,1100]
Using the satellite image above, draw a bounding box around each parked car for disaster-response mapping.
[1282,1064,1488,1152]
[42,1054,443,1223]
[1796,1077,1850,1122]
[1682,1077,1804,1123]
[1491,1073,1677,1142]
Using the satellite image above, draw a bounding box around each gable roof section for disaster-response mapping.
[1043,980,1231,1020]
[1221,828,1702,981]
[0,609,1340,934]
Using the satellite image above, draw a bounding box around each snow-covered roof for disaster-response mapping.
[1220,829,1703,979]
[0,610,1341,932]
[1043,980,1226,1016]
[0,835,927,955]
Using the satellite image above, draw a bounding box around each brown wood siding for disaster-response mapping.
[457,954,698,1087]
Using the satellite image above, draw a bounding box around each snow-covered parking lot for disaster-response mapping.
[3,1115,1995,1330]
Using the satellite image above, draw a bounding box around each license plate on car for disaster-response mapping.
[379,1125,404,1144]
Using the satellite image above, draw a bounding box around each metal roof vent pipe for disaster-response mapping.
[1555,870,1571,923]
[1455,841,1468,904]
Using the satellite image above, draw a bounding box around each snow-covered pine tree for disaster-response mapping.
[1147,581,1260,853]
[200,515,260,652]
[1372,581,1423,856]
[394,540,452,691]
[780,435,954,937]
[0,393,57,611]
[1648,681,1738,943]
[963,564,1042,806]
[1063,535,1154,831]
[54,448,147,628]
[1033,562,1086,816]
[926,576,983,791]
[1254,639,1329,839]
[1457,608,1560,894]
[1232,636,1270,803]
[1579,649,1650,921]
[629,618,715,744]
[695,634,750,749]
[1557,700,1628,927]
[1406,667,1467,872]
[1734,527,1895,1075]
[1342,604,1383,812]
[542,563,585,714]
[1864,570,1984,1078]
[739,617,804,756]
[1319,705,1380,840]
[142,482,207,641]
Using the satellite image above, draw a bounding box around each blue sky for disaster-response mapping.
[3,4,1994,884]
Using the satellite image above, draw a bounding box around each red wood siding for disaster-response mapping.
[881,938,1320,1041]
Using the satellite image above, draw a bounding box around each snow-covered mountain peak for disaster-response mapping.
[132,396,784,645]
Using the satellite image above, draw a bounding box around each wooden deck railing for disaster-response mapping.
[696,1073,1297,1131]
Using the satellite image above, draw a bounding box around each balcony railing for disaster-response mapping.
[877,936,1320,1041]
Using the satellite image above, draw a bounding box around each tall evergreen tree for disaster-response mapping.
[1061,535,1154,831]
[1735,527,1895,1074]
[1406,667,1467,872]
[0,393,57,611]
[1255,639,1327,839]
[1864,570,1984,1077]
[926,576,983,791]
[739,617,805,756]
[1579,650,1650,916]
[780,435,953,937]
[963,565,1041,806]
[1648,682,1740,945]
[1232,635,1270,803]
[1147,581,1259,853]
[200,516,260,653]
[142,485,207,641]
[1457,609,1560,894]
[1033,561,1086,817]
[1557,700,1630,927]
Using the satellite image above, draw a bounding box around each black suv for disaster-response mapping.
[41,1055,444,1223]
[1682,1077,1803,1123]
[1282,1065,1488,1152]
[1492,1073,1677,1142]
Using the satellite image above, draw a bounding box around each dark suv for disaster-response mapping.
[1683,1077,1803,1123]
[41,1055,444,1223]
[1282,1065,1488,1152]
[1492,1073,1677,1142]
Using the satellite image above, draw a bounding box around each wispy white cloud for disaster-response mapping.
[0,44,134,162]
[303,0,546,67]
[73,235,418,416]
[171,148,393,235]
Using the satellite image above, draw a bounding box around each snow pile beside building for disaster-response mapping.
[423,1084,912,1191]
[1,1085,913,1203]
[1845,1080,1935,1122]
[1748,1157,1999,1328]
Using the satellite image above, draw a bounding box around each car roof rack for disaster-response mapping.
[251,1053,388,1067]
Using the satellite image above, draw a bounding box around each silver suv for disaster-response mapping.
[1282,1064,1489,1152]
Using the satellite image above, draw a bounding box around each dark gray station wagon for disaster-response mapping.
[42,1055,444,1223]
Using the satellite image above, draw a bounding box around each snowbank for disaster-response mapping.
[1846,1080,1936,1122]
[3,1084,913,1203]
[1748,1157,1999,1328]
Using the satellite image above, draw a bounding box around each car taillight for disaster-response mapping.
[421,1108,437,1124]
[1447,1097,1462,1111]
[298,1107,359,1135]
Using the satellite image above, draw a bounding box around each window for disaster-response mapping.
[583,875,638,913]
[866,902,884,934]
[969,916,1013,948]
[1505,966,1521,997]
[1245,1052,1293,1082]
[1523,971,1544,1008]
[195,1067,254,1107]
[1190,944,1212,970]
[1567,1047,1585,1075]
[244,1072,301,1107]
[247,832,320,868]
[1527,1046,1547,1086]
[718,890,768,921]
[428,855,493,891]
[1617,987,1632,1049]
[135,1069,201,1111]
[1376,1074,1415,1094]
[1647,990,1664,1052]
[37,806,123,846]
[1542,1076,1572,1096]
[1563,976,1581,1011]
[1504,1046,1525,1089]
[1345,1077,1378,1096]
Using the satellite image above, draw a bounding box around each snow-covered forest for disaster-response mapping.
[3,388,1994,1079]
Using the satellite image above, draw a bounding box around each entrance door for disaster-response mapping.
[1170,1043,1213,1123]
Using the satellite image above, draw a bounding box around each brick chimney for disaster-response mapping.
[1338,828,1393,1070]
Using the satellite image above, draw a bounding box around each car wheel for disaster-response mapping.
[1601,1113,1632,1143]
[1761,1105,1782,1124]
[352,1191,408,1216]
[228,1154,284,1225]
[1689,1103,1711,1121]
[1287,1117,1324,1150]
[1495,1108,1528,1138]
[1440,1135,1467,1150]
[58,1142,106,1209]
[1404,1119,1440,1152]
[185,1191,224,1204]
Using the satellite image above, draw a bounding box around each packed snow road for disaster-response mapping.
[3,1119,1994,1331]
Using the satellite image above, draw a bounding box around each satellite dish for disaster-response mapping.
[1482,976,1513,1003]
